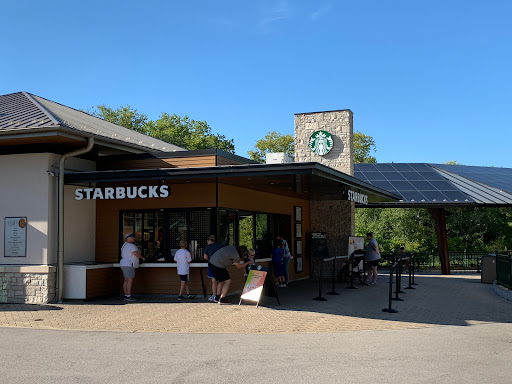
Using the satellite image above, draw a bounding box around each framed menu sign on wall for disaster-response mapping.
[4,217,27,257]
[294,206,303,273]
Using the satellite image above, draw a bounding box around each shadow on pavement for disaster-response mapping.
[0,304,63,312]
[255,273,512,327]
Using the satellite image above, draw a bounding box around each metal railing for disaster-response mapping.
[383,251,487,271]
[497,254,512,289]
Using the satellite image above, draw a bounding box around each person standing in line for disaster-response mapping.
[276,234,292,285]
[365,232,381,285]
[120,233,145,302]
[271,239,286,287]
[203,235,228,302]
[208,245,254,304]
[174,240,195,300]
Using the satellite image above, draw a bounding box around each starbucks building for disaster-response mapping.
[0,93,398,303]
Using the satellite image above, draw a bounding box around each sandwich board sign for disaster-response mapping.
[239,265,280,308]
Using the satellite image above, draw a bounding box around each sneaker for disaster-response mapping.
[208,295,216,302]
[124,296,136,302]
[366,280,373,286]
[214,296,221,303]
[187,295,195,299]
[218,297,231,305]
[177,296,184,301]
[280,283,286,287]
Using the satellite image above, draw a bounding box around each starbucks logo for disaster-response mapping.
[309,130,334,156]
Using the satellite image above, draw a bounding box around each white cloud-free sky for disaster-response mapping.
[2,0,511,166]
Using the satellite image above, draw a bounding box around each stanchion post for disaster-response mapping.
[392,260,404,302]
[313,258,327,301]
[411,254,418,285]
[405,256,415,290]
[327,256,339,295]
[382,263,398,313]
[347,253,357,290]
[395,258,405,295]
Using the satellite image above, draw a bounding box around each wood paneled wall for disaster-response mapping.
[100,154,247,171]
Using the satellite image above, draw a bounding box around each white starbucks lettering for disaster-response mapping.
[347,190,368,205]
[75,185,171,200]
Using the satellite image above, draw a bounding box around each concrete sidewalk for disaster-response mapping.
[0,273,510,333]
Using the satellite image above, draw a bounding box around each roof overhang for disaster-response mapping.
[65,162,401,203]
[0,126,167,155]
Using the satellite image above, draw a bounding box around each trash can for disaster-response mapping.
[481,255,497,284]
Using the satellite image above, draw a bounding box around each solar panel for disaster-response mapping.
[431,164,512,194]
[399,172,426,181]
[353,163,474,204]
[383,172,406,181]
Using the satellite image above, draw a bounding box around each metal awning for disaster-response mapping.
[65,162,402,203]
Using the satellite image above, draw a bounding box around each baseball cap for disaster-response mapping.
[125,233,135,239]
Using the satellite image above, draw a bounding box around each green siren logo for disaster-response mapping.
[309,130,334,156]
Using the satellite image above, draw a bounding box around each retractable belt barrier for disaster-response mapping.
[383,255,418,313]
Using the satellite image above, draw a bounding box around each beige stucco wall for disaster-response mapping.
[48,154,96,264]
[0,153,52,264]
[0,153,96,266]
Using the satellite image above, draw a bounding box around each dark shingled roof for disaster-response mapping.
[0,92,186,153]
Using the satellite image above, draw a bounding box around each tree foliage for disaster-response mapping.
[247,131,295,163]
[147,113,235,152]
[354,131,377,163]
[87,105,235,153]
[356,206,512,253]
[87,105,149,134]
[356,208,437,253]
[444,160,461,165]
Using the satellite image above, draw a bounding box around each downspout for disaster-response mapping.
[57,137,94,303]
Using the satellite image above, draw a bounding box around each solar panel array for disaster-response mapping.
[354,163,474,203]
[432,164,512,194]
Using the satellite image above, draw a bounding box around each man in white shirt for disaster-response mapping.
[120,233,144,301]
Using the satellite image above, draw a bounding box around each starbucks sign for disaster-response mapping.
[308,130,334,156]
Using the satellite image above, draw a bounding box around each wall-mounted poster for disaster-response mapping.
[294,206,302,222]
[4,217,27,257]
[296,240,303,255]
[295,223,302,238]
[295,256,303,273]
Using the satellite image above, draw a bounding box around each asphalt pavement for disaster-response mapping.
[1,272,511,383]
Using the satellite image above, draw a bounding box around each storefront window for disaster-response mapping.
[122,211,164,262]
[122,209,211,263]
[238,212,254,249]
[169,212,187,260]
[255,213,271,259]
[219,209,236,245]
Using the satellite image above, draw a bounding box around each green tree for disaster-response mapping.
[247,131,295,163]
[86,105,235,152]
[87,105,149,134]
[147,113,235,153]
[444,160,462,165]
[353,131,377,163]
[355,207,436,253]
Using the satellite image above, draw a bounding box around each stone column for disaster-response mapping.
[294,109,354,176]
[294,110,355,257]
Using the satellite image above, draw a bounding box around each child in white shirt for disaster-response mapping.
[174,240,195,300]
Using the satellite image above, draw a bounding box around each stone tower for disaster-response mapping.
[294,109,354,176]
[294,109,355,257]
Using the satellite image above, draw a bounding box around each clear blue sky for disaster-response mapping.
[2,1,511,167]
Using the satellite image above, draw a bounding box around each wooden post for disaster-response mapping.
[427,208,451,275]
